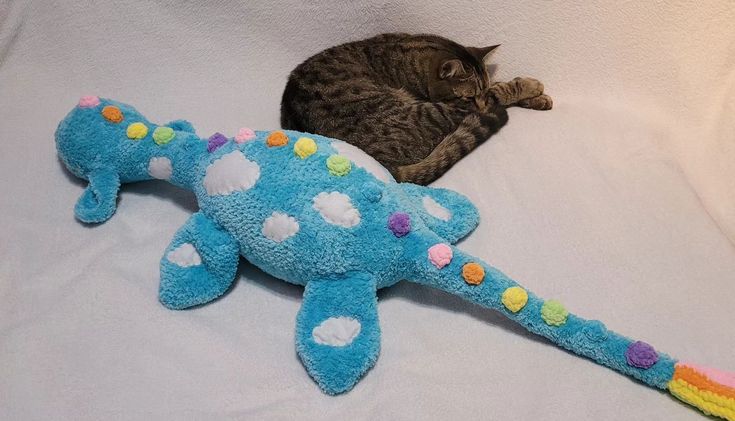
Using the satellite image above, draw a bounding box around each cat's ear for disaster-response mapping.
[439,59,467,79]
[468,45,500,63]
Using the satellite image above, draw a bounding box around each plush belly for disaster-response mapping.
[192,132,417,285]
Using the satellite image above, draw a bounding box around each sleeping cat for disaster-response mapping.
[281,33,552,185]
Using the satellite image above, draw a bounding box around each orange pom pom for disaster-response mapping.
[266,131,289,147]
[462,262,485,285]
[101,105,123,123]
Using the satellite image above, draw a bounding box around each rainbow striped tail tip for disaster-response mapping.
[668,362,735,420]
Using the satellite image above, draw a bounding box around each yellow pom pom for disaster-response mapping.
[502,286,528,313]
[462,262,485,285]
[294,137,317,159]
[126,122,148,140]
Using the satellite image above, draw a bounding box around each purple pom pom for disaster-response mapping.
[207,132,229,152]
[388,212,411,237]
[625,341,658,369]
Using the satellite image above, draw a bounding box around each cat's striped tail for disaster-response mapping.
[394,108,508,185]
[669,363,735,420]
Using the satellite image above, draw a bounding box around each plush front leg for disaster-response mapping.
[295,273,380,395]
[74,167,120,223]
[159,212,240,309]
[490,77,553,110]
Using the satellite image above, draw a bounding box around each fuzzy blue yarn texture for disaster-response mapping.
[57,98,678,396]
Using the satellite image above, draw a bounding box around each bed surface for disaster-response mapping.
[1,1,734,419]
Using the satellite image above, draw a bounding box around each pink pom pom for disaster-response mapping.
[235,127,256,143]
[428,243,453,269]
[78,95,100,108]
[681,363,735,388]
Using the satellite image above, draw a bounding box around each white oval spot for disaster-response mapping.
[312,191,361,228]
[422,196,451,221]
[166,243,202,267]
[262,211,300,242]
[148,157,173,180]
[203,150,260,196]
[312,317,361,347]
[330,141,394,183]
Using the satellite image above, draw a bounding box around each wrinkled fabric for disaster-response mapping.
[1,1,734,420]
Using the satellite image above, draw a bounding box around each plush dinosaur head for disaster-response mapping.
[56,96,200,222]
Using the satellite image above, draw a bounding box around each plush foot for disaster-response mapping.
[295,274,380,395]
[159,212,240,309]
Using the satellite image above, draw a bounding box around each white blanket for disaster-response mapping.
[1,1,733,420]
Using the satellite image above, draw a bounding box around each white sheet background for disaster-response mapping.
[1,1,734,420]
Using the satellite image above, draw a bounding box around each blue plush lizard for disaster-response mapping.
[56,97,735,419]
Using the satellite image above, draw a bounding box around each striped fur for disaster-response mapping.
[281,33,551,185]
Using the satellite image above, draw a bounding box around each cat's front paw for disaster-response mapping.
[490,77,546,106]
[518,94,553,110]
[512,77,545,99]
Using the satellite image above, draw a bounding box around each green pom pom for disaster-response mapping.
[541,300,568,326]
[153,126,175,145]
[327,155,351,176]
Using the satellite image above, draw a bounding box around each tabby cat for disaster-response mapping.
[281,33,552,185]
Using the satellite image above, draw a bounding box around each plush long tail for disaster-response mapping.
[669,363,735,420]
[406,237,733,420]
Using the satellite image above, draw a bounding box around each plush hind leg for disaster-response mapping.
[295,273,380,395]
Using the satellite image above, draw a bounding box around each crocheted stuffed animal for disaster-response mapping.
[57,97,734,420]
